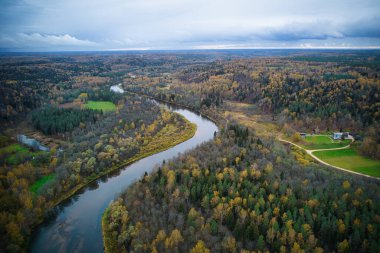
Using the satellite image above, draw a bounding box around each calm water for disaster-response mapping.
[29,103,218,253]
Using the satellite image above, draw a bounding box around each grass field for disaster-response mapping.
[0,143,44,165]
[85,101,116,112]
[302,135,351,150]
[313,148,380,178]
[30,174,56,194]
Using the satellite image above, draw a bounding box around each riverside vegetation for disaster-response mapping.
[0,92,195,252]
[0,54,207,252]
[1,50,379,252]
[103,123,380,252]
[104,51,380,253]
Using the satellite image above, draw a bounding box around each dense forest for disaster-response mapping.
[104,123,380,253]
[31,107,101,135]
[124,54,380,159]
[130,56,380,130]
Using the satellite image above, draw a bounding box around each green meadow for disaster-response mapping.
[302,135,351,150]
[0,143,44,165]
[30,174,56,194]
[85,101,116,112]
[313,148,380,178]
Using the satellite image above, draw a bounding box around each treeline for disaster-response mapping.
[87,88,123,104]
[0,84,44,121]
[127,55,380,158]
[31,107,101,135]
[104,123,380,252]
[156,57,380,130]
[62,87,123,104]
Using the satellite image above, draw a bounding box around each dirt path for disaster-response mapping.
[278,138,379,180]
[222,101,378,180]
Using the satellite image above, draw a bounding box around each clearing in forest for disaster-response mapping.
[301,135,351,150]
[222,101,380,179]
[85,101,116,112]
[313,148,380,178]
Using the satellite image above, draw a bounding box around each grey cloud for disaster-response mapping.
[0,33,98,51]
[0,0,379,51]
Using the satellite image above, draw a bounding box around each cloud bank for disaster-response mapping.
[0,0,379,51]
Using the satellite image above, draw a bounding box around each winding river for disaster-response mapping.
[29,102,218,253]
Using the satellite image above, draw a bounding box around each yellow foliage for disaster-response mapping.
[337,239,349,253]
[264,162,273,174]
[190,240,210,253]
[337,219,346,233]
[342,180,351,189]
[164,229,183,249]
[291,242,304,253]
[166,170,175,189]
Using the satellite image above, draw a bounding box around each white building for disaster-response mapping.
[110,84,124,94]
[332,132,343,140]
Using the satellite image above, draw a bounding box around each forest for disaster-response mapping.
[0,51,379,253]
[124,53,380,159]
[103,123,380,253]
[0,91,195,252]
[31,107,101,135]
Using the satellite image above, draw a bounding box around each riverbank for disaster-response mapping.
[126,90,225,128]
[29,113,196,246]
[102,207,115,253]
[30,99,217,253]
[101,95,223,253]
[47,113,196,209]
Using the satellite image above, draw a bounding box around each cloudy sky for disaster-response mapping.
[0,0,380,51]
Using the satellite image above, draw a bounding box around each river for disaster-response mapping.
[29,102,218,253]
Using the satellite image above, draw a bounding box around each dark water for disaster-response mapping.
[29,104,218,253]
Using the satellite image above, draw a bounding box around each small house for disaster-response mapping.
[332,132,343,140]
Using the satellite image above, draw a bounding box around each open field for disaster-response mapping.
[85,101,116,112]
[313,148,380,178]
[223,101,279,137]
[30,174,56,194]
[301,135,351,149]
[223,101,380,179]
[0,143,44,165]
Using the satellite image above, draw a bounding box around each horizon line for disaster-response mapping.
[1,46,380,54]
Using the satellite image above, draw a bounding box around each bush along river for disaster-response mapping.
[29,101,218,253]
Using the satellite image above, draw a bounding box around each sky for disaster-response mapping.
[0,0,380,51]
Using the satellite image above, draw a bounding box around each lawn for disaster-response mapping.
[85,101,116,112]
[302,135,351,150]
[0,143,43,165]
[0,143,28,155]
[313,148,380,178]
[30,174,56,194]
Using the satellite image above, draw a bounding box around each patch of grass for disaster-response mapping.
[85,101,116,112]
[302,135,351,150]
[30,174,56,194]
[313,148,380,178]
[0,143,28,155]
[0,143,44,165]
